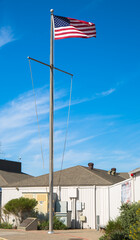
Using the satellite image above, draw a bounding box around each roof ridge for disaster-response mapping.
[83,166,108,172]
[79,166,111,184]
[36,165,81,178]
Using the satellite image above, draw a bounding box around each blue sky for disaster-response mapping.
[0,0,140,176]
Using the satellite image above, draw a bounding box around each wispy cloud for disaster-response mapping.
[0,26,15,48]
[70,135,96,146]
[55,149,94,168]
[54,148,140,174]
[69,131,115,147]
[69,88,116,105]
[96,88,116,97]
[0,85,122,176]
[96,150,140,172]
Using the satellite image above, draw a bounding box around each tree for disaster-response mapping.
[3,197,37,223]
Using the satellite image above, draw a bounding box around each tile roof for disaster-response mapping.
[0,170,32,187]
[118,172,130,179]
[2,165,129,188]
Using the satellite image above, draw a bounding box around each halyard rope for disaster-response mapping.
[28,58,73,178]
[28,60,45,168]
[58,75,73,185]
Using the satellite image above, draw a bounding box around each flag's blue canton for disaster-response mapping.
[54,15,70,28]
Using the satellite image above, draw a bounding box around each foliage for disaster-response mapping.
[4,197,38,223]
[109,231,126,240]
[0,222,12,229]
[129,207,140,240]
[99,231,126,240]
[99,202,140,240]
[99,236,106,240]
[105,218,123,235]
[53,216,67,230]
[38,220,49,230]
[99,218,124,240]
[38,216,67,230]
[99,219,126,240]
[119,202,140,238]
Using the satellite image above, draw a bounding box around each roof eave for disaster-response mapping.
[129,167,140,175]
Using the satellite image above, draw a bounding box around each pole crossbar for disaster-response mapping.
[27,56,73,77]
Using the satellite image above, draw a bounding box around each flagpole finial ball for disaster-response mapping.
[50,9,54,14]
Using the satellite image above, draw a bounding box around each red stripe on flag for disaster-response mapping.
[55,31,96,36]
[55,27,96,32]
[55,34,96,40]
[53,15,96,40]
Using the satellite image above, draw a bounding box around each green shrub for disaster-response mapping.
[0,222,12,229]
[38,220,49,230]
[53,216,67,230]
[119,202,140,239]
[4,197,38,223]
[105,218,123,235]
[129,207,140,240]
[100,202,140,240]
[38,216,67,230]
[99,218,125,240]
[110,231,126,240]
[99,230,126,240]
[99,235,107,240]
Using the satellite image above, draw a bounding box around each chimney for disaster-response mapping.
[108,168,116,175]
[111,168,116,173]
[88,162,94,170]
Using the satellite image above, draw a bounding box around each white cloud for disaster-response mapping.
[0,26,15,48]
[55,149,93,169]
[0,85,114,132]
[96,88,116,97]
[69,133,107,147]
[55,148,140,173]
[70,135,96,146]
[0,85,119,175]
[74,88,116,103]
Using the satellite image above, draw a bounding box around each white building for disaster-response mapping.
[2,162,139,229]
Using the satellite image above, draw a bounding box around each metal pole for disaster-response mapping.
[48,8,54,234]
[27,56,73,76]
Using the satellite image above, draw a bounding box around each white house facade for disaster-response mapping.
[1,162,140,229]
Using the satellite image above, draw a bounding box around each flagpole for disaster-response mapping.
[48,8,54,234]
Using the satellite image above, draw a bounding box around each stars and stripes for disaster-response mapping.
[53,15,96,40]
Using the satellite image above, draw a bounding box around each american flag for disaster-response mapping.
[53,15,96,40]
